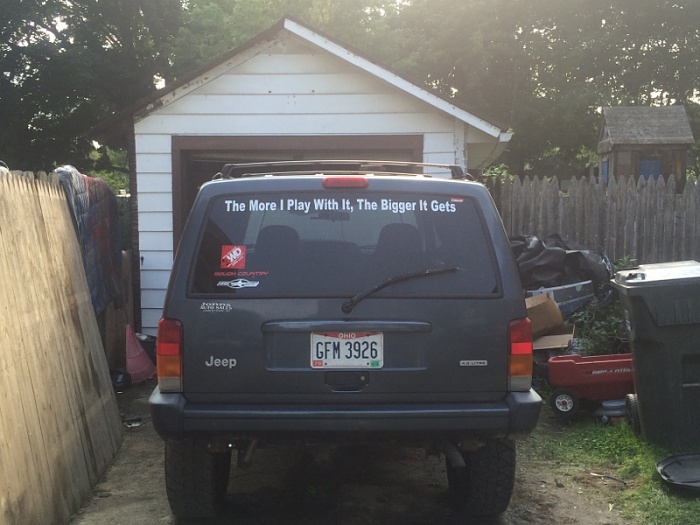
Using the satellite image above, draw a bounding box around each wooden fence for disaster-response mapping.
[0,170,122,525]
[489,175,700,264]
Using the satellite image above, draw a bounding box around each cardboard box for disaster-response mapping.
[533,324,575,352]
[526,294,564,337]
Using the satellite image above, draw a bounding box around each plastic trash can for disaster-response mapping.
[611,261,700,449]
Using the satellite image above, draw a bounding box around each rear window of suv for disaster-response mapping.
[189,190,500,298]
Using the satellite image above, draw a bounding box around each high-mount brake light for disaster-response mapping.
[322,177,369,188]
[508,318,533,391]
[157,318,183,392]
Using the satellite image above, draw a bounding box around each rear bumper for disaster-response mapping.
[149,387,542,442]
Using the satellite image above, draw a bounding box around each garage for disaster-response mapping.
[92,16,511,334]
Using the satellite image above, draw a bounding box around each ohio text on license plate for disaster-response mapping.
[311,332,383,369]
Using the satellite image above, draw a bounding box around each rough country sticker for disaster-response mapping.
[199,302,233,313]
[216,279,260,289]
[221,245,246,269]
[214,270,269,278]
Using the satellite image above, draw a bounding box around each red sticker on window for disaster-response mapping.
[221,245,246,269]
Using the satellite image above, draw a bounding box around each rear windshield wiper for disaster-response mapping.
[342,267,459,314]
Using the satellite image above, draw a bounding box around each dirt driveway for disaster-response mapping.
[70,380,630,525]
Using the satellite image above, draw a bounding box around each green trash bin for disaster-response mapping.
[611,261,700,449]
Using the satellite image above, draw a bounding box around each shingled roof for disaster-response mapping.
[598,106,694,153]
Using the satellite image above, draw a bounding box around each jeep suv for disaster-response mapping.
[149,160,541,519]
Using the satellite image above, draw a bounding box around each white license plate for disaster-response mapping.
[310,332,383,369]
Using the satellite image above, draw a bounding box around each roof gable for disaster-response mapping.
[600,106,695,146]
[117,17,509,142]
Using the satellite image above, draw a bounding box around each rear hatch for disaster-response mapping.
[168,176,524,403]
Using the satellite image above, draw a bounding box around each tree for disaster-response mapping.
[1,1,69,168]
[168,0,402,80]
[371,0,700,175]
[1,0,183,170]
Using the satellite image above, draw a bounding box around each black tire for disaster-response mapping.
[164,440,232,519]
[626,393,641,435]
[550,388,580,419]
[447,438,516,517]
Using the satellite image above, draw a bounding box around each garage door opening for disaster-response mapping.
[171,135,424,244]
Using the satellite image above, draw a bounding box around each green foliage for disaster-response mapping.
[2,0,182,169]
[570,256,636,356]
[570,297,627,356]
[87,147,131,251]
[375,0,700,175]
[480,164,516,184]
[89,147,129,193]
[169,0,399,79]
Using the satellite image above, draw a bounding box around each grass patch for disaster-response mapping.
[521,408,700,524]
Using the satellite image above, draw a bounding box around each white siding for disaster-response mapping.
[139,250,174,271]
[182,72,384,96]
[135,134,172,152]
[141,289,168,309]
[133,33,470,332]
[136,113,453,135]
[141,310,164,337]
[138,194,172,215]
[156,93,421,115]
[137,173,172,193]
[135,153,172,173]
[139,212,173,231]
[139,232,174,251]
[233,52,343,74]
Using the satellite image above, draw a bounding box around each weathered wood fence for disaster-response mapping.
[0,170,122,525]
[489,175,700,264]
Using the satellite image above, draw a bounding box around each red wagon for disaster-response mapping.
[547,353,634,419]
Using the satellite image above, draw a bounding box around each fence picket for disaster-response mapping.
[489,174,700,264]
[664,176,677,261]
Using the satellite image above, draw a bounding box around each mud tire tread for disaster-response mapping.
[164,440,230,519]
[448,438,516,517]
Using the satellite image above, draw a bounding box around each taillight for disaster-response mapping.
[157,318,183,392]
[508,318,533,391]
[322,176,369,188]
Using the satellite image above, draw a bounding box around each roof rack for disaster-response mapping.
[216,160,471,181]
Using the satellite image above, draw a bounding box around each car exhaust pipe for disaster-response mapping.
[237,439,259,468]
[438,440,466,468]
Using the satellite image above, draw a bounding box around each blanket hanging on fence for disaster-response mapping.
[57,165,122,316]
